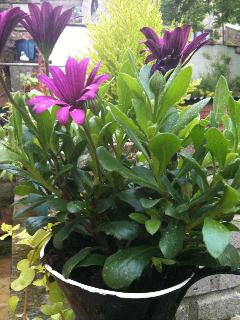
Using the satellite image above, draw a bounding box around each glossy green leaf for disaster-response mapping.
[129,213,149,224]
[161,175,184,204]
[35,109,53,149]
[140,198,160,208]
[213,76,231,125]
[54,164,73,179]
[14,185,42,196]
[203,218,232,258]
[96,197,115,213]
[190,124,206,149]
[62,247,93,278]
[49,282,65,303]
[53,218,85,250]
[145,219,160,235]
[148,133,181,176]
[97,221,141,240]
[8,296,19,319]
[0,147,23,162]
[67,201,86,213]
[26,216,57,236]
[219,244,240,271]
[13,201,47,219]
[172,98,210,135]
[97,146,158,189]
[45,198,68,212]
[117,73,135,113]
[121,73,143,100]
[159,225,185,259]
[139,65,154,101]
[118,189,144,212]
[205,128,230,170]
[24,141,46,155]
[70,140,87,163]
[158,66,192,120]
[132,98,150,133]
[179,151,208,190]
[102,246,158,289]
[165,205,189,222]
[76,253,106,267]
[41,303,63,316]
[11,268,35,291]
[109,103,146,141]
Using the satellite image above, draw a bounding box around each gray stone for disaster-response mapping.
[197,290,240,320]
[185,277,211,297]
[176,301,189,320]
[219,274,240,290]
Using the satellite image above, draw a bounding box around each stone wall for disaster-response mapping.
[226,27,240,46]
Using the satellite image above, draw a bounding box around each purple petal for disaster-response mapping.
[27,95,66,106]
[86,61,102,87]
[144,39,161,57]
[92,74,110,85]
[77,58,90,93]
[37,75,67,102]
[32,100,59,114]
[78,90,96,101]
[49,66,72,101]
[182,33,210,57]
[140,27,160,46]
[57,106,71,126]
[0,92,7,98]
[65,57,83,100]
[70,109,85,125]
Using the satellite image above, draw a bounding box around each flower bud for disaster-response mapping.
[88,96,102,116]
[149,71,165,97]
[181,180,193,197]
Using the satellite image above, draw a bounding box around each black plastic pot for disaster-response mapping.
[40,239,240,320]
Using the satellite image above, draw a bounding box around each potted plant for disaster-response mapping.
[1,3,240,320]
[12,32,37,61]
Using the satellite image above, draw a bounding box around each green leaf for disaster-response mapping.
[13,201,47,219]
[12,94,23,143]
[228,97,240,152]
[139,198,160,208]
[159,225,185,259]
[99,78,114,99]
[213,76,231,125]
[190,124,206,150]
[11,268,35,291]
[53,218,85,250]
[118,189,144,212]
[161,175,184,204]
[145,219,160,235]
[129,213,148,224]
[122,73,143,100]
[96,197,115,213]
[45,198,68,212]
[0,147,23,162]
[24,141,46,155]
[172,98,210,135]
[49,282,65,303]
[14,185,42,196]
[109,103,146,141]
[203,218,232,258]
[26,216,57,236]
[219,244,240,271]
[76,253,106,267]
[132,98,150,133]
[158,66,192,120]
[139,65,154,101]
[54,164,73,179]
[8,296,19,319]
[178,151,209,190]
[102,246,158,289]
[35,109,53,149]
[41,303,63,316]
[165,205,189,222]
[67,201,86,213]
[148,133,181,176]
[117,73,135,113]
[97,146,158,190]
[205,128,230,170]
[70,140,87,163]
[62,247,93,279]
[97,221,141,240]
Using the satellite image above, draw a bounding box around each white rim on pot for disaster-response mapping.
[40,239,193,299]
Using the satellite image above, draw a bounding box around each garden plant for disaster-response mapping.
[1,2,240,320]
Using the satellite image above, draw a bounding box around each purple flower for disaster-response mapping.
[27,57,110,126]
[140,25,210,76]
[0,7,27,55]
[21,1,74,58]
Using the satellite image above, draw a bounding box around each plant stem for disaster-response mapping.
[82,121,102,182]
[0,71,39,138]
